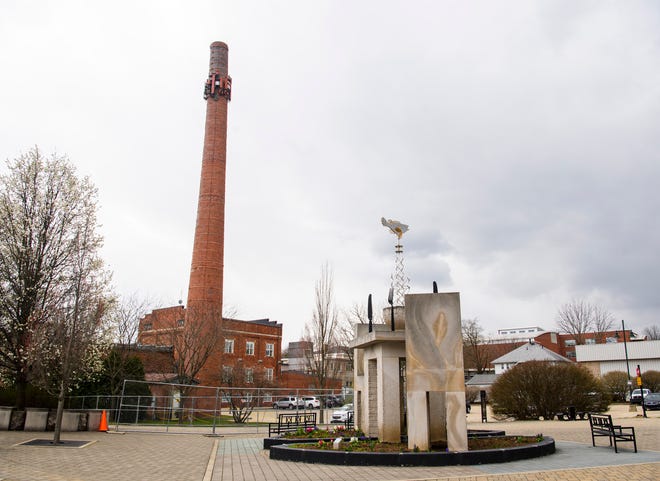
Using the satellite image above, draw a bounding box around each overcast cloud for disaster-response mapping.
[1,1,658,345]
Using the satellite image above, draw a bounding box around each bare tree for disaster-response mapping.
[303,263,340,388]
[102,294,153,404]
[643,325,660,340]
[337,301,386,368]
[0,147,104,409]
[556,299,613,345]
[346,302,369,325]
[462,318,493,374]
[220,363,272,423]
[111,293,152,347]
[151,303,221,400]
[592,305,615,342]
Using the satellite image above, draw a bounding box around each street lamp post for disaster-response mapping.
[619,320,632,402]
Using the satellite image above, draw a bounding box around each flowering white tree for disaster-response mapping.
[0,147,112,441]
[27,157,113,443]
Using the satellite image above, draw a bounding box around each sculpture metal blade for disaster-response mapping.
[368,294,373,332]
[381,217,409,239]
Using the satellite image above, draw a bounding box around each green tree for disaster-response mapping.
[73,349,151,422]
[74,349,147,396]
[490,361,609,420]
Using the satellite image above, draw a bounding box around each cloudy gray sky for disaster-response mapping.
[1,1,658,345]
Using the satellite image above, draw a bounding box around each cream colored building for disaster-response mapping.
[576,340,660,377]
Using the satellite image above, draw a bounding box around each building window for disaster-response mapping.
[566,351,576,358]
[585,338,596,345]
[265,343,274,357]
[224,339,234,354]
[245,368,254,383]
[177,319,184,327]
[565,339,576,346]
[263,392,273,403]
[265,368,273,381]
[222,366,233,383]
[143,322,152,331]
[246,341,255,356]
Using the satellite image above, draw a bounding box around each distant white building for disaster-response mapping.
[496,326,546,337]
[491,341,572,374]
[490,326,548,345]
[575,340,660,377]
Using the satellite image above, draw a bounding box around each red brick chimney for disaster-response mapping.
[186,41,232,316]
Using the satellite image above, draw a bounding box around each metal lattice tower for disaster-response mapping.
[391,242,410,306]
[381,217,410,307]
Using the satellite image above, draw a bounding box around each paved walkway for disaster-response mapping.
[0,405,658,481]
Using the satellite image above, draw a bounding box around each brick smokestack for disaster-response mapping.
[186,41,232,316]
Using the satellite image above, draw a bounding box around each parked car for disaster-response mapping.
[642,393,660,410]
[272,396,303,409]
[301,396,320,409]
[630,388,651,404]
[323,395,343,408]
[331,403,354,423]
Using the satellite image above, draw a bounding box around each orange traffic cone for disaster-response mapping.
[99,409,108,432]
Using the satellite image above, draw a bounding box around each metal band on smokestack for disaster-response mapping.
[186,41,231,317]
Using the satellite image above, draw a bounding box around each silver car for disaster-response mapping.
[272,396,303,409]
[331,403,354,423]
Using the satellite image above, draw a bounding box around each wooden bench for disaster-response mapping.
[268,412,317,437]
[588,413,637,453]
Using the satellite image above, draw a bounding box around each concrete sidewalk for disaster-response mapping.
[0,405,658,481]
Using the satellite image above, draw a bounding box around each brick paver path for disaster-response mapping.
[0,404,657,481]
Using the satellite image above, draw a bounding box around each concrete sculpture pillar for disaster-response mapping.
[352,323,406,442]
[405,292,467,452]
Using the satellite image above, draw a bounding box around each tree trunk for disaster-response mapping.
[15,378,27,409]
[52,380,67,444]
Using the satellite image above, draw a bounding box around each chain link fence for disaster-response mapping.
[67,380,352,434]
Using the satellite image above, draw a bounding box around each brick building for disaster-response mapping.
[135,42,285,392]
[137,305,282,388]
[464,327,638,373]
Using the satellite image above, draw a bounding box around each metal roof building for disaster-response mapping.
[575,340,660,377]
[491,341,571,374]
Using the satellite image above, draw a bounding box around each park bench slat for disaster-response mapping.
[588,413,636,453]
[268,412,317,437]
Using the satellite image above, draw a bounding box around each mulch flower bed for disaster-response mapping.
[281,427,365,439]
[290,435,545,452]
